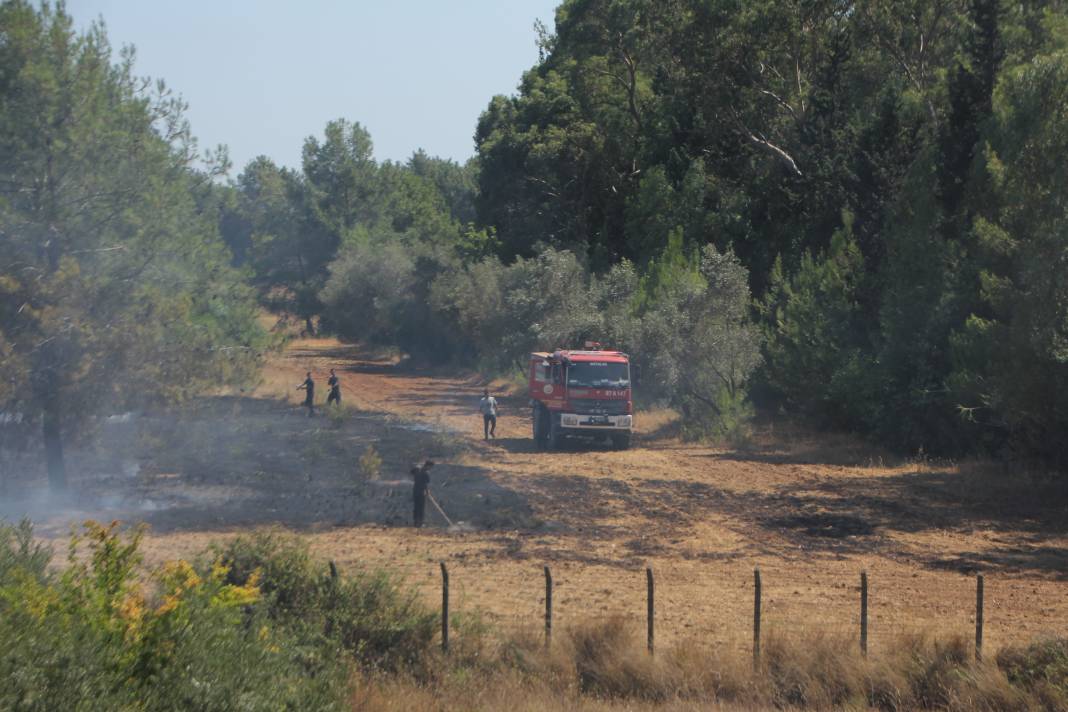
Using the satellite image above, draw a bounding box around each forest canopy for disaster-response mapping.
[3,0,1068,472]
[314,0,1068,463]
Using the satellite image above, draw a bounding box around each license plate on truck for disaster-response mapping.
[587,416,609,425]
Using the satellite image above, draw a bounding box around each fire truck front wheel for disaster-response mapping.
[548,417,563,451]
[611,433,631,450]
[531,406,547,448]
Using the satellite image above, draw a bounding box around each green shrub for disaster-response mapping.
[678,385,755,446]
[430,240,762,441]
[635,239,762,439]
[358,443,383,480]
[326,403,348,428]
[429,248,604,373]
[0,518,51,583]
[215,531,438,669]
[758,216,876,431]
[0,521,348,711]
[212,530,319,617]
[997,638,1068,706]
[430,413,468,458]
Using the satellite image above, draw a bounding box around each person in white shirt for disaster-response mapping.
[478,389,498,440]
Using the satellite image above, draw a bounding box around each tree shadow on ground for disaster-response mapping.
[488,431,625,455]
[727,466,1068,577]
[290,345,497,391]
[797,467,1068,536]
[481,437,538,454]
[391,390,524,417]
[703,446,899,469]
[637,418,682,445]
[496,461,1068,576]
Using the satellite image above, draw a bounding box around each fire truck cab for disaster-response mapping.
[528,343,633,450]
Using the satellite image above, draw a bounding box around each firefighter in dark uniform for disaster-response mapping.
[297,371,315,416]
[326,368,341,406]
[410,459,434,527]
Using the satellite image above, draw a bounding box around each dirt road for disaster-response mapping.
[11,337,1068,654]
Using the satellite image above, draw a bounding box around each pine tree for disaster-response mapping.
[0,2,265,490]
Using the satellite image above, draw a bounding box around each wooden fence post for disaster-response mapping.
[544,565,553,649]
[975,574,984,662]
[440,562,449,653]
[860,571,869,657]
[753,568,762,670]
[646,567,655,655]
[324,560,340,637]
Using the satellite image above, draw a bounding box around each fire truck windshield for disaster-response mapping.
[566,362,630,389]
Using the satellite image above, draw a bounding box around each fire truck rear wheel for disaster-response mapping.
[611,433,631,450]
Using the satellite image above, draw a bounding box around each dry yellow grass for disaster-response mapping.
[347,616,1065,711]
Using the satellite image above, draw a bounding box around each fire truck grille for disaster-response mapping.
[570,399,628,415]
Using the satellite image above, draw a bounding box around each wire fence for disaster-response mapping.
[353,557,1049,661]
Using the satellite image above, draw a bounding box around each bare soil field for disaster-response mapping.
[4,336,1068,656]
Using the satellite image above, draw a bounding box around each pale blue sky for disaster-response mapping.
[66,1,559,174]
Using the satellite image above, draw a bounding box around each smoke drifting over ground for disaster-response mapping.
[0,395,532,537]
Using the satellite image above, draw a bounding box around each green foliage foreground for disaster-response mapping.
[0,522,438,711]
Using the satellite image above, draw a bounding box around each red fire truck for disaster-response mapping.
[528,343,633,450]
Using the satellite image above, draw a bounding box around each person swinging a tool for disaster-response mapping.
[297,371,315,416]
[410,459,434,527]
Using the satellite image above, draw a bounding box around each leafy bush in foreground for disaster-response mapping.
[997,638,1068,707]
[0,521,441,711]
[0,521,347,711]
[214,531,438,670]
[0,518,50,583]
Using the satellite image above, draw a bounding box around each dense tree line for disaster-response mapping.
[3,0,1068,474]
[224,119,762,440]
[470,0,1068,462]
[293,0,1067,463]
